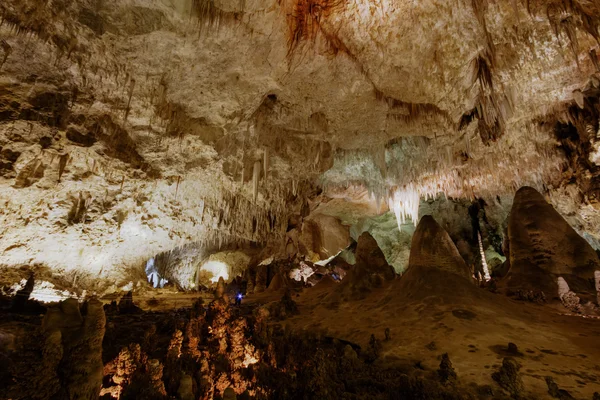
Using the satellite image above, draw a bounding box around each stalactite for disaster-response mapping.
[263,148,269,180]
[124,78,136,122]
[58,153,70,182]
[175,176,182,199]
[388,187,420,229]
[252,160,261,202]
[0,39,12,70]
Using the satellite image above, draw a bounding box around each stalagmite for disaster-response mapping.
[557,277,583,313]
[478,231,491,281]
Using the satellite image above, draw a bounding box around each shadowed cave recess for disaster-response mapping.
[2,0,600,399]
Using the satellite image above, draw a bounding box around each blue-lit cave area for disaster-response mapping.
[1,0,600,399]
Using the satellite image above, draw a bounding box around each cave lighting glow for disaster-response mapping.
[315,251,341,266]
[202,261,230,283]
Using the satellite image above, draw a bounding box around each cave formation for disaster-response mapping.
[1,0,600,399]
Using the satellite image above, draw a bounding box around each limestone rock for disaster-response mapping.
[254,266,267,294]
[299,214,351,260]
[118,291,141,313]
[326,232,395,301]
[215,277,226,299]
[595,271,600,306]
[504,187,600,296]
[438,353,457,383]
[355,231,396,280]
[42,298,106,400]
[545,376,575,399]
[408,215,472,280]
[266,271,285,292]
[10,273,34,312]
[223,387,237,400]
[557,277,583,313]
[178,374,195,400]
[492,357,523,398]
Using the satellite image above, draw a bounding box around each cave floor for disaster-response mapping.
[245,280,600,399]
[2,280,600,399]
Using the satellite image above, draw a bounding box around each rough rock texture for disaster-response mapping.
[36,298,106,400]
[394,215,488,304]
[298,213,351,260]
[326,232,395,301]
[1,0,600,288]
[504,187,600,296]
[354,231,396,280]
[408,215,472,281]
[492,357,524,398]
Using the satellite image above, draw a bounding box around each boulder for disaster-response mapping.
[299,214,351,260]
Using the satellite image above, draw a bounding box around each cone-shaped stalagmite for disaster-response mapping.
[326,232,394,301]
[504,187,600,296]
[408,215,472,280]
[397,215,480,301]
[355,231,395,280]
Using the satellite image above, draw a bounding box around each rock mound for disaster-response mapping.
[355,231,396,280]
[408,215,472,280]
[396,216,480,302]
[266,272,286,292]
[326,232,395,301]
[503,187,599,296]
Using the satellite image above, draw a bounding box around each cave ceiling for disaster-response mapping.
[0,0,599,285]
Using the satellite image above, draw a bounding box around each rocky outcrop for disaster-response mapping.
[355,231,396,280]
[41,298,106,399]
[254,265,268,294]
[408,215,472,281]
[492,357,524,398]
[266,272,286,292]
[504,187,600,297]
[326,232,395,301]
[299,214,351,260]
[117,290,141,314]
[394,215,483,302]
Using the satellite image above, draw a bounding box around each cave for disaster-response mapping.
[1,0,600,399]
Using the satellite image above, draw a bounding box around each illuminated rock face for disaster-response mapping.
[0,0,600,288]
[298,214,351,260]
